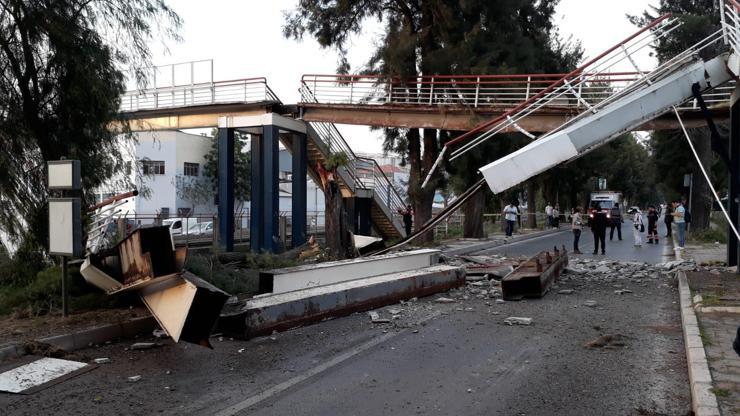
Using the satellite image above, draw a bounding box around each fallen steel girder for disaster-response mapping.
[80,226,229,347]
[501,246,568,300]
[258,248,440,294]
[219,265,465,339]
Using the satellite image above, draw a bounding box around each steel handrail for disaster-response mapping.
[300,84,407,218]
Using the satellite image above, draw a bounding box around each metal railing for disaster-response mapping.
[120,77,280,112]
[300,84,407,221]
[301,72,733,111]
[721,0,740,56]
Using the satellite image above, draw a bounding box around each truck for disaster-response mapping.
[588,191,623,221]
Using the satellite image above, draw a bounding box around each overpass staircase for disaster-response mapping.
[282,99,406,239]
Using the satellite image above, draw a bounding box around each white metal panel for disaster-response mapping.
[0,358,88,394]
[479,56,734,194]
[48,163,73,189]
[140,277,197,342]
[479,133,578,194]
[269,249,439,294]
[79,258,121,293]
[48,200,74,255]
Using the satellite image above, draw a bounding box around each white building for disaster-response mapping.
[95,130,217,219]
[96,131,327,224]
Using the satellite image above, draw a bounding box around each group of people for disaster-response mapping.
[570,199,690,254]
[545,203,561,229]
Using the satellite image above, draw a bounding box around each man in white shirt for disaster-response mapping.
[503,201,518,237]
[674,200,686,248]
[545,203,553,229]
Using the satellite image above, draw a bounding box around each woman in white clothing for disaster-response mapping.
[632,208,644,246]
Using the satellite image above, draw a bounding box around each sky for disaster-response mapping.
[150,0,660,153]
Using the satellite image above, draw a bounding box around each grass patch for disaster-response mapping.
[0,265,112,317]
[688,227,728,244]
[711,387,731,398]
[699,324,713,346]
[185,251,299,297]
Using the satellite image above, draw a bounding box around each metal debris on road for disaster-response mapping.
[131,342,159,350]
[558,289,574,295]
[127,375,142,383]
[93,358,110,364]
[503,317,533,326]
[583,300,598,307]
[434,297,456,303]
[501,246,568,300]
[614,289,633,295]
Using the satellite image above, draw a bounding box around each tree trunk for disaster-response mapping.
[318,164,354,259]
[462,188,485,237]
[527,180,537,229]
[690,129,712,231]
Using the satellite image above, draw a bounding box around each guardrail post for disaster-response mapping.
[474,77,480,108]
[429,77,434,105]
[349,80,354,104]
[525,75,531,100]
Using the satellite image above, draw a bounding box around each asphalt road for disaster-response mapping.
[479,219,674,264]
[0,221,689,416]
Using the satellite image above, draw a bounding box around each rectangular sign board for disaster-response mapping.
[48,160,81,190]
[49,198,82,257]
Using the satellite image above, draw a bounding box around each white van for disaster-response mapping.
[162,218,200,236]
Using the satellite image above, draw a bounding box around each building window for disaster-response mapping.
[142,160,165,175]
[184,162,199,177]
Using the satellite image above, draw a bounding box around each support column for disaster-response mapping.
[261,125,280,253]
[729,88,740,268]
[355,197,372,235]
[291,133,307,248]
[218,128,235,252]
[250,133,262,252]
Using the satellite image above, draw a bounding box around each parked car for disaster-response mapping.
[187,221,213,236]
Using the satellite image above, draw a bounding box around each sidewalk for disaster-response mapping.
[683,244,740,415]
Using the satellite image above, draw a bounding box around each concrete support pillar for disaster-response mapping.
[250,125,280,253]
[355,197,372,235]
[292,133,307,248]
[217,128,234,251]
[729,88,740,268]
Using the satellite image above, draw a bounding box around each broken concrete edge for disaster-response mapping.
[442,228,565,256]
[677,271,721,416]
[0,316,158,363]
[218,265,466,339]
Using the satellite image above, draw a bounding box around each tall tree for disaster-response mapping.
[0,0,180,257]
[632,0,724,230]
[202,129,251,213]
[284,0,581,241]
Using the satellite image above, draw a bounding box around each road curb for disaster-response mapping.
[442,228,565,256]
[0,316,157,363]
[677,271,721,416]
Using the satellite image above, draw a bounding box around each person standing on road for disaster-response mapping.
[609,202,623,241]
[572,207,583,254]
[552,204,560,228]
[503,200,518,237]
[591,203,608,255]
[664,202,673,237]
[646,205,659,244]
[632,207,644,247]
[673,199,686,248]
[545,202,553,229]
[399,205,413,237]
